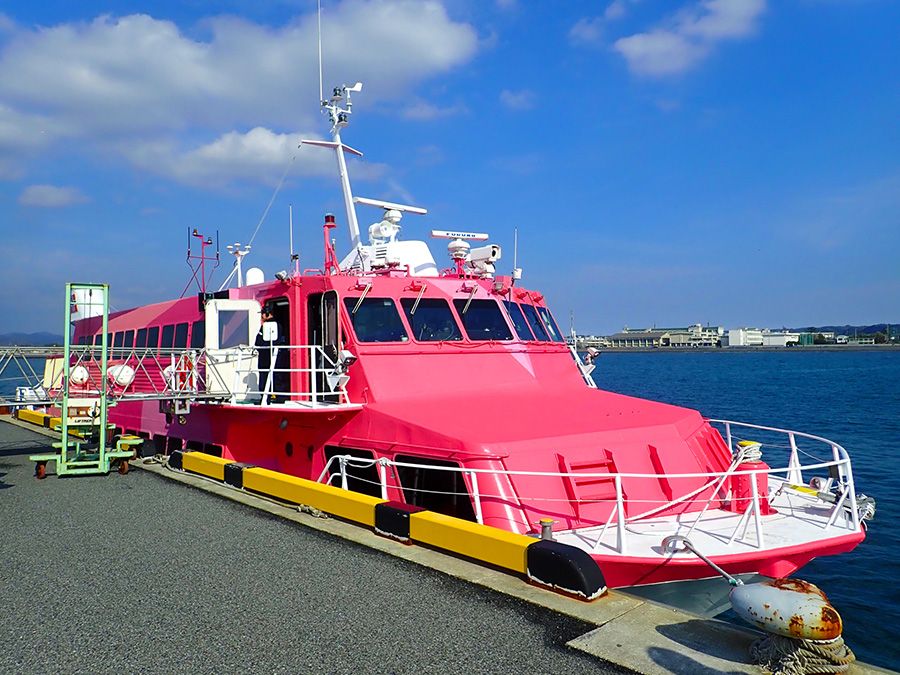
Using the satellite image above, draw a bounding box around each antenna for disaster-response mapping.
[355,196,427,215]
[317,0,324,104]
[289,203,294,267]
[513,227,518,271]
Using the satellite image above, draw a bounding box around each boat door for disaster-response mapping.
[204,299,261,401]
[307,290,340,404]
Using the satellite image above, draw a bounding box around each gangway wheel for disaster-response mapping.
[34,462,47,480]
[117,459,130,475]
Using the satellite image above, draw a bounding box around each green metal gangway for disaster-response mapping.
[28,283,140,477]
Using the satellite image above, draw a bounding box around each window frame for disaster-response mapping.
[343,297,410,344]
[503,301,536,341]
[160,324,175,351]
[400,297,463,343]
[452,298,514,342]
[520,303,551,342]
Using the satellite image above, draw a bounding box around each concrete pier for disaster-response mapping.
[0,417,892,674]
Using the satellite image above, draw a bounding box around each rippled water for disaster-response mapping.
[593,350,900,669]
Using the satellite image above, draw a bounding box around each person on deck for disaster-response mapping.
[256,305,288,403]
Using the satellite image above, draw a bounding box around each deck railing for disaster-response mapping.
[0,344,357,409]
[319,420,864,555]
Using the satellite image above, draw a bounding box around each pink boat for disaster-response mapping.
[65,82,872,612]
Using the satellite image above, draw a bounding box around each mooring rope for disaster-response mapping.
[750,634,855,675]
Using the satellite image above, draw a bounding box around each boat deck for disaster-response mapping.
[558,480,860,559]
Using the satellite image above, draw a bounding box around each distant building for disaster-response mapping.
[607,329,670,348]
[761,331,800,347]
[848,336,875,345]
[667,324,724,348]
[606,324,723,348]
[728,328,764,347]
[835,335,849,344]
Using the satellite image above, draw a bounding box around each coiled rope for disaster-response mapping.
[750,634,855,674]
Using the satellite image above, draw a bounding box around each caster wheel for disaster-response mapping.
[35,463,46,479]
[118,460,130,475]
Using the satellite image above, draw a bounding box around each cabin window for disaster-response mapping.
[218,310,249,349]
[453,299,513,341]
[400,298,462,342]
[324,446,382,498]
[135,328,147,349]
[113,332,124,349]
[520,304,550,341]
[343,298,408,343]
[174,322,189,348]
[537,307,565,343]
[123,330,135,349]
[94,334,103,346]
[147,326,160,351]
[395,455,477,521]
[190,320,205,348]
[76,336,85,345]
[107,333,113,348]
[160,324,175,351]
[503,301,535,340]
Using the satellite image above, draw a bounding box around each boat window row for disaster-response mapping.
[343,296,564,345]
[76,320,205,352]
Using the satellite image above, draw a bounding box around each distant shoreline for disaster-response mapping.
[587,345,900,354]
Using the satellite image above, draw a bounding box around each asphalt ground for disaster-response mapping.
[0,421,627,675]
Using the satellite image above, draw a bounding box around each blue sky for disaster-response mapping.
[0,0,897,334]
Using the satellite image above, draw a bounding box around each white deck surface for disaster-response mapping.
[557,480,860,558]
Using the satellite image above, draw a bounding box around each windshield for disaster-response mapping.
[401,298,462,342]
[537,306,565,343]
[344,297,409,343]
[520,304,550,341]
[504,301,535,340]
[453,299,513,341]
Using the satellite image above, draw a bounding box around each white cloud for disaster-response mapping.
[122,127,385,187]
[680,0,767,40]
[569,17,605,46]
[499,88,535,110]
[569,1,630,46]
[615,30,708,77]
[604,1,628,21]
[0,2,479,184]
[613,0,766,77]
[402,100,467,120]
[18,184,89,207]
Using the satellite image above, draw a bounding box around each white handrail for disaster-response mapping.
[319,418,862,556]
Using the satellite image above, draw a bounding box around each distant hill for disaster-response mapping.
[785,323,898,336]
[0,332,64,346]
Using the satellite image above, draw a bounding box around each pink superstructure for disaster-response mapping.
[69,81,868,597]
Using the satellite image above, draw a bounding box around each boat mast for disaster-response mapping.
[301,1,364,255]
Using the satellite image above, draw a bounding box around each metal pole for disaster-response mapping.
[469,471,483,525]
[332,129,361,250]
[750,472,765,548]
[615,475,626,553]
[379,460,388,501]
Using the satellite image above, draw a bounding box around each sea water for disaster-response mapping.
[594,350,900,669]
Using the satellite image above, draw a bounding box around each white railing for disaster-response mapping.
[0,344,357,409]
[224,344,354,407]
[317,419,865,556]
